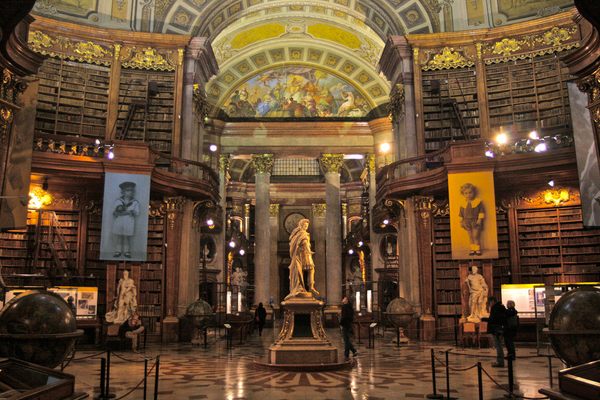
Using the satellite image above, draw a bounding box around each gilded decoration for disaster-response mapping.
[519,189,579,208]
[491,38,521,57]
[251,154,274,174]
[483,25,579,64]
[413,196,433,220]
[71,41,111,64]
[121,47,176,71]
[28,30,113,66]
[388,83,405,123]
[1,69,27,105]
[163,196,185,230]
[193,84,210,124]
[312,203,326,218]
[218,154,230,172]
[269,204,280,217]
[423,47,474,71]
[319,154,344,174]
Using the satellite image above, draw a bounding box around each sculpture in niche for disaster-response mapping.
[465,265,489,323]
[285,218,319,299]
[231,266,248,290]
[105,270,137,324]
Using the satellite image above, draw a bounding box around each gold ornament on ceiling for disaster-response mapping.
[122,47,175,71]
[423,47,474,71]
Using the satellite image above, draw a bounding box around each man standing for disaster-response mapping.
[340,296,357,360]
[504,300,519,360]
[487,296,507,367]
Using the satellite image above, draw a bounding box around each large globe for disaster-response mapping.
[385,297,415,329]
[548,287,600,367]
[0,290,82,368]
[185,299,215,344]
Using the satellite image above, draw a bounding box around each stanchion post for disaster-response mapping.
[99,357,106,399]
[154,356,160,400]
[143,358,148,400]
[547,355,553,388]
[453,315,458,347]
[396,327,400,348]
[504,356,515,399]
[105,350,111,398]
[477,362,483,400]
[426,349,444,399]
[445,350,457,400]
[204,328,208,349]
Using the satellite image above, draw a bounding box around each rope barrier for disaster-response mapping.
[480,365,549,400]
[111,352,156,363]
[71,350,107,361]
[432,352,479,372]
[114,360,157,400]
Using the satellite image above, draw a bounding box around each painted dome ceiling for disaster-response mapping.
[32,0,574,118]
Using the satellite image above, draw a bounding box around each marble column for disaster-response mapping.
[162,196,185,343]
[252,154,274,306]
[320,154,344,306]
[413,196,435,341]
[368,155,383,284]
[398,198,421,311]
[312,204,327,298]
[181,38,218,163]
[269,204,280,304]
[379,36,418,176]
[177,200,197,317]
[215,155,229,286]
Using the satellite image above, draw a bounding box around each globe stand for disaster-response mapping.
[255,295,350,371]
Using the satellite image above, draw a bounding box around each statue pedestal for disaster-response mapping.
[257,296,349,370]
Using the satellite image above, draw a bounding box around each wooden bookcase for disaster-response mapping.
[516,207,600,284]
[35,58,109,139]
[432,211,512,338]
[117,69,175,157]
[421,67,480,152]
[485,54,572,137]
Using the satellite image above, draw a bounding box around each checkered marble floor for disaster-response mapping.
[65,328,561,399]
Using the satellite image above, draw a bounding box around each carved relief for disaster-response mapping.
[423,47,474,71]
[312,203,326,217]
[121,47,176,71]
[163,196,185,230]
[251,154,274,174]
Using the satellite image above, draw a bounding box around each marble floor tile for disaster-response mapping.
[65,328,560,399]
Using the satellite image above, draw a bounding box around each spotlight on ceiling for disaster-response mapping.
[209,144,218,152]
[495,132,509,145]
[343,154,364,160]
[529,130,539,140]
[348,249,354,255]
[229,241,236,248]
[379,142,391,154]
[239,249,245,256]
[548,179,555,188]
[534,142,547,153]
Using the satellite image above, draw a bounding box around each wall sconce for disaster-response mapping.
[544,189,569,206]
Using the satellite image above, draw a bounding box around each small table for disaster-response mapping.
[76,318,102,346]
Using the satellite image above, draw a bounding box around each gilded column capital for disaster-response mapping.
[312,203,326,218]
[320,153,344,174]
[244,203,251,217]
[269,204,280,217]
[413,196,433,222]
[341,202,348,217]
[251,154,274,174]
[163,196,186,230]
[218,154,230,172]
[367,154,376,173]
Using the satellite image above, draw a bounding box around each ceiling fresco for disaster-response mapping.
[223,66,372,118]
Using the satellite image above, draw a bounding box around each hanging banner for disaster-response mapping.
[100,172,150,261]
[448,170,498,260]
[568,83,600,227]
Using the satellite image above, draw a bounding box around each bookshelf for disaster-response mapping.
[35,58,109,139]
[421,67,480,152]
[516,207,600,284]
[117,69,175,159]
[138,214,165,335]
[485,54,572,137]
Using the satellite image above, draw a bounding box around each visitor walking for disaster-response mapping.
[504,300,519,360]
[487,296,507,367]
[255,302,267,336]
[340,296,357,360]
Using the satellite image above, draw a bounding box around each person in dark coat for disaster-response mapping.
[504,300,519,360]
[340,296,357,360]
[487,296,507,367]
[255,302,267,336]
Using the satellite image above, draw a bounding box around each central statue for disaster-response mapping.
[286,218,319,299]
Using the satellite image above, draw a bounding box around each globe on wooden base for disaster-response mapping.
[0,290,82,368]
[385,297,416,330]
[548,287,600,367]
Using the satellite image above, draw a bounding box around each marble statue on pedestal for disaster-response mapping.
[465,265,489,322]
[286,219,319,299]
[231,267,248,290]
[106,270,137,324]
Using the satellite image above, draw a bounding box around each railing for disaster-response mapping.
[33,132,219,191]
[376,144,453,186]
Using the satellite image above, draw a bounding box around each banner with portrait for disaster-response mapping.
[448,171,498,260]
[100,172,150,261]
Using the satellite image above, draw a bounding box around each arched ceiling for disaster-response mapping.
[206,16,391,117]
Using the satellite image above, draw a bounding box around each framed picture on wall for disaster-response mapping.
[100,172,151,261]
[448,171,499,260]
